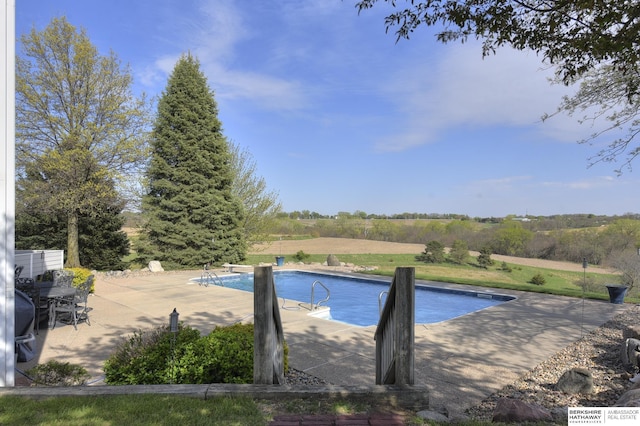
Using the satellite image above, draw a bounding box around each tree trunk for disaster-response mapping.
[66,210,81,267]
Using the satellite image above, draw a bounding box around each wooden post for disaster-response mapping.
[394,267,415,386]
[253,266,284,384]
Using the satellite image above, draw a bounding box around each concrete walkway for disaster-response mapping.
[15,268,627,416]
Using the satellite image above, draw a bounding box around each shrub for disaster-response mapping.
[448,239,469,264]
[529,273,546,285]
[27,360,90,386]
[477,246,494,269]
[66,267,94,292]
[175,323,255,384]
[293,250,310,262]
[499,262,512,273]
[104,322,289,385]
[416,240,445,263]
[104,324,201,385]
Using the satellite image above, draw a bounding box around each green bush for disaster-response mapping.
[66,267,94,292]
[104,324,201,385]
[477,246,494,269]
[499,262,512,273]
[104,322,289,385]
[27,360,90,386]
[415,240,445,263]
[175,323,255,384]
[529,273,546,285]
[293,250,310,262]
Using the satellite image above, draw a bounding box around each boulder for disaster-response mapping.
[492,398,552,423]
[148,261,164,273]
[556,368,594,394]
[326,254,341,267]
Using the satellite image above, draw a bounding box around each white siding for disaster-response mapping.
[15,250,65,279]
[1,0,16,387]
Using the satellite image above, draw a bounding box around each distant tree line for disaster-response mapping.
[272,214,640,267]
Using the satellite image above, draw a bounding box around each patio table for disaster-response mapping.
[39,286,76,329]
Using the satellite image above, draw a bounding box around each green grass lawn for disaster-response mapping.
[0,395,266,426]
[246,253,638,303]
[0,394,434,426]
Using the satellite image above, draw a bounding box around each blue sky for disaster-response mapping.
[16,0,639,218]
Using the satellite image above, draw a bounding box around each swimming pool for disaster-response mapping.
[195,271,515,327]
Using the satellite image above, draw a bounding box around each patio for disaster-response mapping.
[16,268,627,416]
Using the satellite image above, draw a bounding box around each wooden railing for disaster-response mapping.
[253,266,285,384]
[375,267,415,385]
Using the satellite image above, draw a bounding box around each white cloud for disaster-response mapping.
[138,0,310,112]
[541,175,617,190]
[374,44,584,152]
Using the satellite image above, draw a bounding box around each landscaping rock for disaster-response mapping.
[416,409,449,423]
[326,254,340,266]
[148,261,164,273]
[556,368,594,394]
[491,398,552,423]
[615,388,640,407]
[624,326,640,340]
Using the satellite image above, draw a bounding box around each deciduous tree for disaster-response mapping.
[228,141,282,247]
[16,17,150,267]
[139,54,246,268]
[609,249,640,293]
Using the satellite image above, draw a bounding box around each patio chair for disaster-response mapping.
[53,275,93,330]
[17,280,48,335]
[15,276,34,292]
[53,270,74,288]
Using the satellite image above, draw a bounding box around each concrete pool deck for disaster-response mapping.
[15,268,628,416]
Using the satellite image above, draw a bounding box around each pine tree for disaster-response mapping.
[139,54,246,268]
[16,188,130,271]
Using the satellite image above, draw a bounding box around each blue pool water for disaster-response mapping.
[196,271,514,327]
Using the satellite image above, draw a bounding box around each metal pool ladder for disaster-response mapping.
[310,280,330,311]
[200,268,224,287]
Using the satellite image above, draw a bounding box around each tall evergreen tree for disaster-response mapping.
[138,54,246,268]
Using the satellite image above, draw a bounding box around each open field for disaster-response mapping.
[251,237,615,274]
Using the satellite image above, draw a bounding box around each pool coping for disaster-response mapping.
[193,269,517,327]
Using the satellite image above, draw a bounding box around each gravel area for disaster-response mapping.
[284,368,330,386]
[466,303,640,421]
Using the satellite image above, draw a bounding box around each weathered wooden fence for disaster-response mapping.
[375,267,415,385]
[253,266,285,384]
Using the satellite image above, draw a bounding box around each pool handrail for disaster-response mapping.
[200,269,224,287]
[378,290,388,316]
[310,280,330,310]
